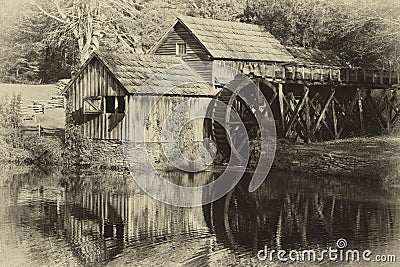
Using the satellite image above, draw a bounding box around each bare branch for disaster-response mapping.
[30,0,67,24]
[53,0,68,21]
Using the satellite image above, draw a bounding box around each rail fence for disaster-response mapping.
[20,124,64,137]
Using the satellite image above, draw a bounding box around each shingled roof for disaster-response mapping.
[152,16,295,63]
[64,51,214,96]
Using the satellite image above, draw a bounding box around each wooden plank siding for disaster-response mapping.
[153,23,211,62]
[67,58,128,140]
[124,95,209,143]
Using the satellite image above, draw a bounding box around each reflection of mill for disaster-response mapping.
[61,171,211,265]
[203,173,399,253]
[63,192,126,264]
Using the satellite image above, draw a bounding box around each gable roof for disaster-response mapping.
[151,16,295,63]
[286,46,348,68]
[63,51,215,96]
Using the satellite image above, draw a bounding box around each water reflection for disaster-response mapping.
[205,173,400,255]
[0,167,399,266]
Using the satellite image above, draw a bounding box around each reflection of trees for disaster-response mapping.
[204,171,400,253]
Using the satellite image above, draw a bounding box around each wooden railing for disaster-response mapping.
[214,60,399,86]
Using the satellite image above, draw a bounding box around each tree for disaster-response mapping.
[126,0,193,51]
[243,0,399,69]
[188,0,246,21]
[330,0,400,69]
[0,0,78,83]
[30,0,144,65]
[243,0,336,48]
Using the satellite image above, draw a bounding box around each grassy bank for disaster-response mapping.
[273,136,400,184]
[0,134,63,166]
[0,83,65,167]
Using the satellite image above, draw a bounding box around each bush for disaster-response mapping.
[21,135,63,165]
[0,93,63,166]
[0,136,30,163]
[63,102,91,167]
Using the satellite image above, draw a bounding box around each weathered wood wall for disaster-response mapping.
[153,23,211,62]
[67,57,128,140]
[66,57,211,143]
[125,95,210,143]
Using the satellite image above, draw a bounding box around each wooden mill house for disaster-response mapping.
[62,51,214,165]
[151,16,400,162]
[64,15,400,165]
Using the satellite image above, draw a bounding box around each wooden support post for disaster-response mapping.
[256,79,260,111]
[304,86,311,143]
[366,89,386,130]
[386,90,391,134]
[292,66,296,80]
[332,94,338,139]
[312,89,335,136]
[310,67,314,81]
[372,70,375,83]
[278,83,285,136]
[357,88,365,135]
[284,91,307,138]
[273,64,276,79]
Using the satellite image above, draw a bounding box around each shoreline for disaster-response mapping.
[272,136,400,184]
[2,135,400,184]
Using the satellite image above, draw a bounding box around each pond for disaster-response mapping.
[0,166,399,266]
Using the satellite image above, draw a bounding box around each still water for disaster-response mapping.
[0,166,399,266]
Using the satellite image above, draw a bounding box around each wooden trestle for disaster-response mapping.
[210,60,400,162]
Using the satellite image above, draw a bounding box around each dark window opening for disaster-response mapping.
[105,96,115,113]
[117,96,125,113]
[176,43,187,56]
[105,96,125,113]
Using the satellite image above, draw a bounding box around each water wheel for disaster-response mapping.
[209,80,266,165]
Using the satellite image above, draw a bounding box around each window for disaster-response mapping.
[105,96,115,113]
[176,43,187,56]
[117,96,125,113]
[105,96,125,114]
[83,96,102,114]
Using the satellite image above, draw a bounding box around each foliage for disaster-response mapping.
[126,0,192,51]
[63,102,91,167]
[331,0,400,69]
[0,93,63,165]
[187,0,246,21]
[243,0,400,69]
[20,135,64,165]
[0,2,76,83]
[30,0,147,63]
[244,0,337,48]
[0,94,22,130]
[0,0,398,83]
